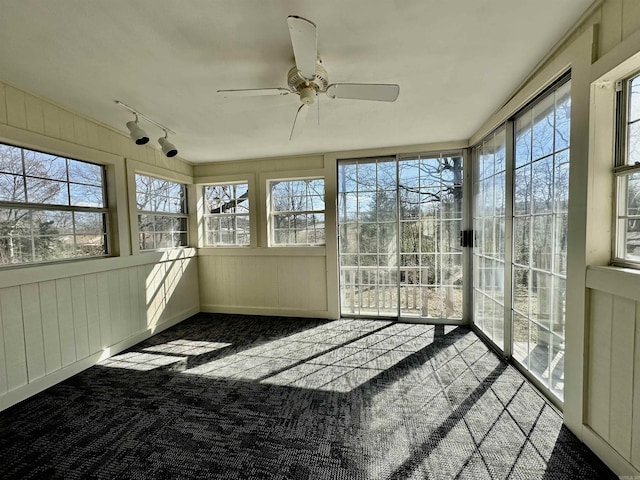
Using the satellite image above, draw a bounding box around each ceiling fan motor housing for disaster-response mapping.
[287,63,329,94]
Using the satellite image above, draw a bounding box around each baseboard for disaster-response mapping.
[0,305,199,412]
[200,304,332,319]
[582,425,640,477]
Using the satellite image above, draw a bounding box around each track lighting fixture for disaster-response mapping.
[126,115,150,145]
[158,131,178,158]
[115,100,179,158]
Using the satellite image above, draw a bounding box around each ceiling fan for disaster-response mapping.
[217,16,400,140]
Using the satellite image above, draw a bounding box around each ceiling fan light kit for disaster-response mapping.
[218,15,400,139]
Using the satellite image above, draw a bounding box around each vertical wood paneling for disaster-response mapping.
[98,127,111,152]
[39,280,62,374]
[588,289,613,439]
[20,283,45,382]
[0,83,7,125]
[632,300,640,468]
[24,95,45,135]
[55,278,76,366]
[86,122,100,150]
[622,0,640,39]
[278,258,303,309]
[58,110,75,142]
[0,286,27,391]
[600,0,623,57]
[128,268,140,332]
[609,296,635,458]
[96,272,112,348]
[5,86,27,129]
[73,116,88,146]
[83,274,102,355]
[70,276,89,360]
[108,270,123,342]
[118,269,132,336]
[0,291,6,395]
[43,103,60,138]
[137,266,147,331]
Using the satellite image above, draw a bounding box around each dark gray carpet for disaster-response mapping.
[0,314,616,479]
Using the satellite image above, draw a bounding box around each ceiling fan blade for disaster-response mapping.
[326,83,400,102]
[287,16,317,81]
[289,104,310,141]
[217,88,291,98]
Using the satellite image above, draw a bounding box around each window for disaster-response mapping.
[512,77,570,401]
[473,126,506,346]
[269,178,325,245]
[0,143,108,265]
[615,72,640,265]
[203,183,250,246]
[135,173,188,250]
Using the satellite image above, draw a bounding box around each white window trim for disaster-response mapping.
[0,130,118,268]
[126,159,193,254]
[202,181,251,247]
[194,173,257,249]
[613,71,640,268]
[263,172,326,248]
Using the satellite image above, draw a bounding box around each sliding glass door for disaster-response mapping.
[473,127,507,347]
[338,153,464,321]
[472,75,570,402]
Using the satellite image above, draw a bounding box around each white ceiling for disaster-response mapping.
[0,0,593,163]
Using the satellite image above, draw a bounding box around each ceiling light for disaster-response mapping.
[126,116,149,145]
[115,100,178,157]
[158,132,178,158]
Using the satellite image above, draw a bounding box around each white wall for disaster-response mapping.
[585,267,640,472]
[194,154,338,319]
[0,81,200,411]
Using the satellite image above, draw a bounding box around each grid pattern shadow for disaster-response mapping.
[0,313,616,480]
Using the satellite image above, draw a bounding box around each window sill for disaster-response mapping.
[586,265,640,301]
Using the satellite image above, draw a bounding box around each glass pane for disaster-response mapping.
[23,151,67,181]
[512,313,530,366]
[555,82,571,151]
[629,75,640,123]
[554,151,570,212]
[338,163,357,192]
[338,193,358,222]
[628,122,640,165]
[139,232,153,250]
[0,145,24,174]
[495,129,506,173]
[0,173,26,202]
[532,94,555,161]
[70,183,104,207]
[26,177,68,205]
[513,268,530,315]
[532,157,554,214]
[531,215,553,270]
[357,163,377,191]
[513,217,530,266]
[515,111,532,167]
[138,214,155,233]
[514,165,531,215]
[68,159,102,186]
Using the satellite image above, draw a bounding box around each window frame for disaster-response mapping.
[133,170,189,252]
[267,176,326,247]
[613,70,640,268]
[202,181,251,247]
[0,141,110,267]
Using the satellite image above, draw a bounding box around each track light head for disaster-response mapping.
[158,134,178,158]
[126,119,149,145]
